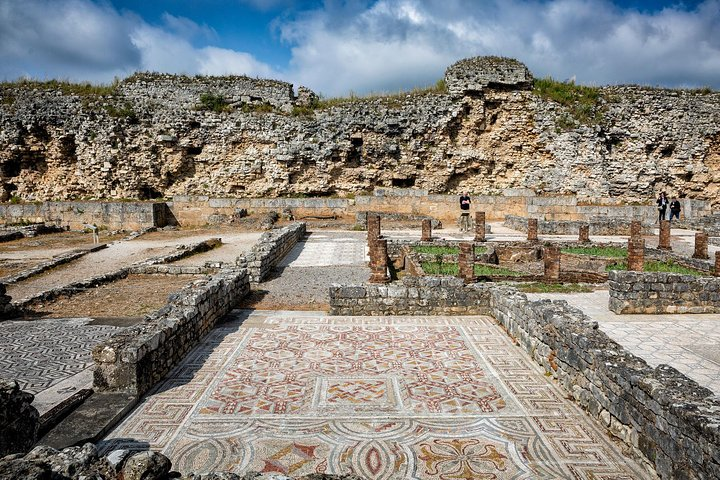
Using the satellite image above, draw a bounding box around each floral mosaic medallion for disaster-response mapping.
[103,311,652,479]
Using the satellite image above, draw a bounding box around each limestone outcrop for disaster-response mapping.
[0,56,718,207]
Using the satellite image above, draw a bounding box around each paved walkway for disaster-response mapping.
[527,290,720,395]
[101,310,650,479]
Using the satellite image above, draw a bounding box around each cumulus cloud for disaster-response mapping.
[279,0,720,95]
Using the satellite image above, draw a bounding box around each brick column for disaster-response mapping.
[457,242,474,284]
[527,218,538,242]
[474,212,486,242]
[627,237,645,271]
[578,224,590,243]
[543,245,561,281]
[369,238,390,284]
[367,214,381,244]
[658,220,671,250]
[421,219,432,242]
[630,220,642,238]
[693,232,709,260]
[715,251,720,277]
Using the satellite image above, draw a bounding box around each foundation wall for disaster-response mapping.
[236,223,306,283]
[608,270,720,314]
[489,287,718,479]
[504,215,655,235]
[0,201,165,231]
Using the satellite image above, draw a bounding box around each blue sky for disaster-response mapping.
[0,0,718,96]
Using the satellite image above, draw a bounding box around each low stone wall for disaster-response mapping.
[608,270,720,314]
[0,380,39,457]
[93,267,250,396]
[236,223,306,283]
[329,276,492,316]
[490,287,718,479]
[504,214,653,235]
[0,202,166,231]
[0,245,105,284]
[355,211,442,229]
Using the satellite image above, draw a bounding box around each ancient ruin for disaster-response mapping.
[0,57,719,479]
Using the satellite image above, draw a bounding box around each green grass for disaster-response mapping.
[561,246,627,258]
[517,283,594,293]
[606,260,704,276]
[420,262,523,277]
[2,78,118,96]
[197,92,230,112]
[533,77,605,128]
[474,264,523,277]
[412,245,487,255]
[315,79,447,110]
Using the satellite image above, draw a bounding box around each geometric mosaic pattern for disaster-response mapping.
[0,317,122,394]
[279,232,368,267]
[102,310,651,479]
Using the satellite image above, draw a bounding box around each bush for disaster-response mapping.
[534,77,605,128]
[198,92,229,113]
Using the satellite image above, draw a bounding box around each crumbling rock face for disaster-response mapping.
[0,56,719,207]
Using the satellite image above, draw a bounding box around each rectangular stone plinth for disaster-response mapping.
[457,242,474,284]
[474,212,486,242]
[367,215,381,243]
[627,238,645,271]
[578,224,590,243]
[630,220,642,238]
[527,218,538,242]
[715,252,720,277]
[421,219,432,242]
[369,238,389,284]
[693,232,709,259]
[543,245,560,280]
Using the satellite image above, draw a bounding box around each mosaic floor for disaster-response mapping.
[0,317,122,395]
[102,310,650,479]
[280,232,368,267]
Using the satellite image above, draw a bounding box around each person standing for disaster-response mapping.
[656,192,668,223]
[459,192,471,232]
[669,197,681,221]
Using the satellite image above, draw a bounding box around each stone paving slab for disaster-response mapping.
[280,232,368,267]
[527,290,720,395]
[101,310,650,479]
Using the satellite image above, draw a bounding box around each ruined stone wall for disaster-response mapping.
[92,267,250,396]
[503,214,657,235]
[236,222,306,283]
[329,276,492,316]
[608,270,720,314]
[489,287,718,479]
[1,57,719,208]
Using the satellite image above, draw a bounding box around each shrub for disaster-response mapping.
[534,77,605,128]
[197,92,230,112]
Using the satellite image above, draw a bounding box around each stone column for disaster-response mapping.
[369,238,390,284]
[543,245,561,281]
[630,220,642,238]
[421,219,432,242]
[628,237,645,271]
[527,218,538,242]
[474,212,486,242]
[578,224,590,244]
[457,242,474,284]
[658,220,671,250]
[693,232,709,260]
[715,251,720,277]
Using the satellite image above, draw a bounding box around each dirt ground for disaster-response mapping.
[0,231,125,252]
[26,274,204,319]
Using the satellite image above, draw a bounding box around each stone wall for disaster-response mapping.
[2,57,719,208]
[0,379,39,457]
[505,214,658,234]
[0,202,166,231]
[608,270,720,314]
[93,267,250,396]
[329,276,492,316]
[489,287,718,479]
[236,222,306,283]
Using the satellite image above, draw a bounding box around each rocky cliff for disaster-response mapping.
[1,56,718,207]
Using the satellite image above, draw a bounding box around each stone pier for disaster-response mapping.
[658,220,671,250]
[457,242,474,284]
[474,212,486,242]
[369,238,390,284]
[367,214,381,244]
[715,251,720,277]
[630,220,642,238]
[628,237,645,271]
[578,224,590,243]
[421,219,432,242]
[543,245,560,281]
[527,218,538,242]
[693,232,709,260]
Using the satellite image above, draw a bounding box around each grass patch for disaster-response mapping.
[533,77,605,128]
[197,92,230,113]
[316,79,448,110]
[517,283,594,293]
[421,262,458,275]
[2,78,118,97]
[606,260,704,276]
[561,246,627,258]
[104,102,138,122]
[413,245,488,255]
[420,262,523,277]
[474,264,523,277]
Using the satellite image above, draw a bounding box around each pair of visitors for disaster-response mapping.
[459,192,471,232]
[669,197,681,221]
[656,192,668,223]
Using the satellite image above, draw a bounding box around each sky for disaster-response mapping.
[0,0,718,96]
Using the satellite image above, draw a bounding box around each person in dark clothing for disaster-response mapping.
[669,197,681,221]
[656,192,668,223]
[459,192,471,232]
